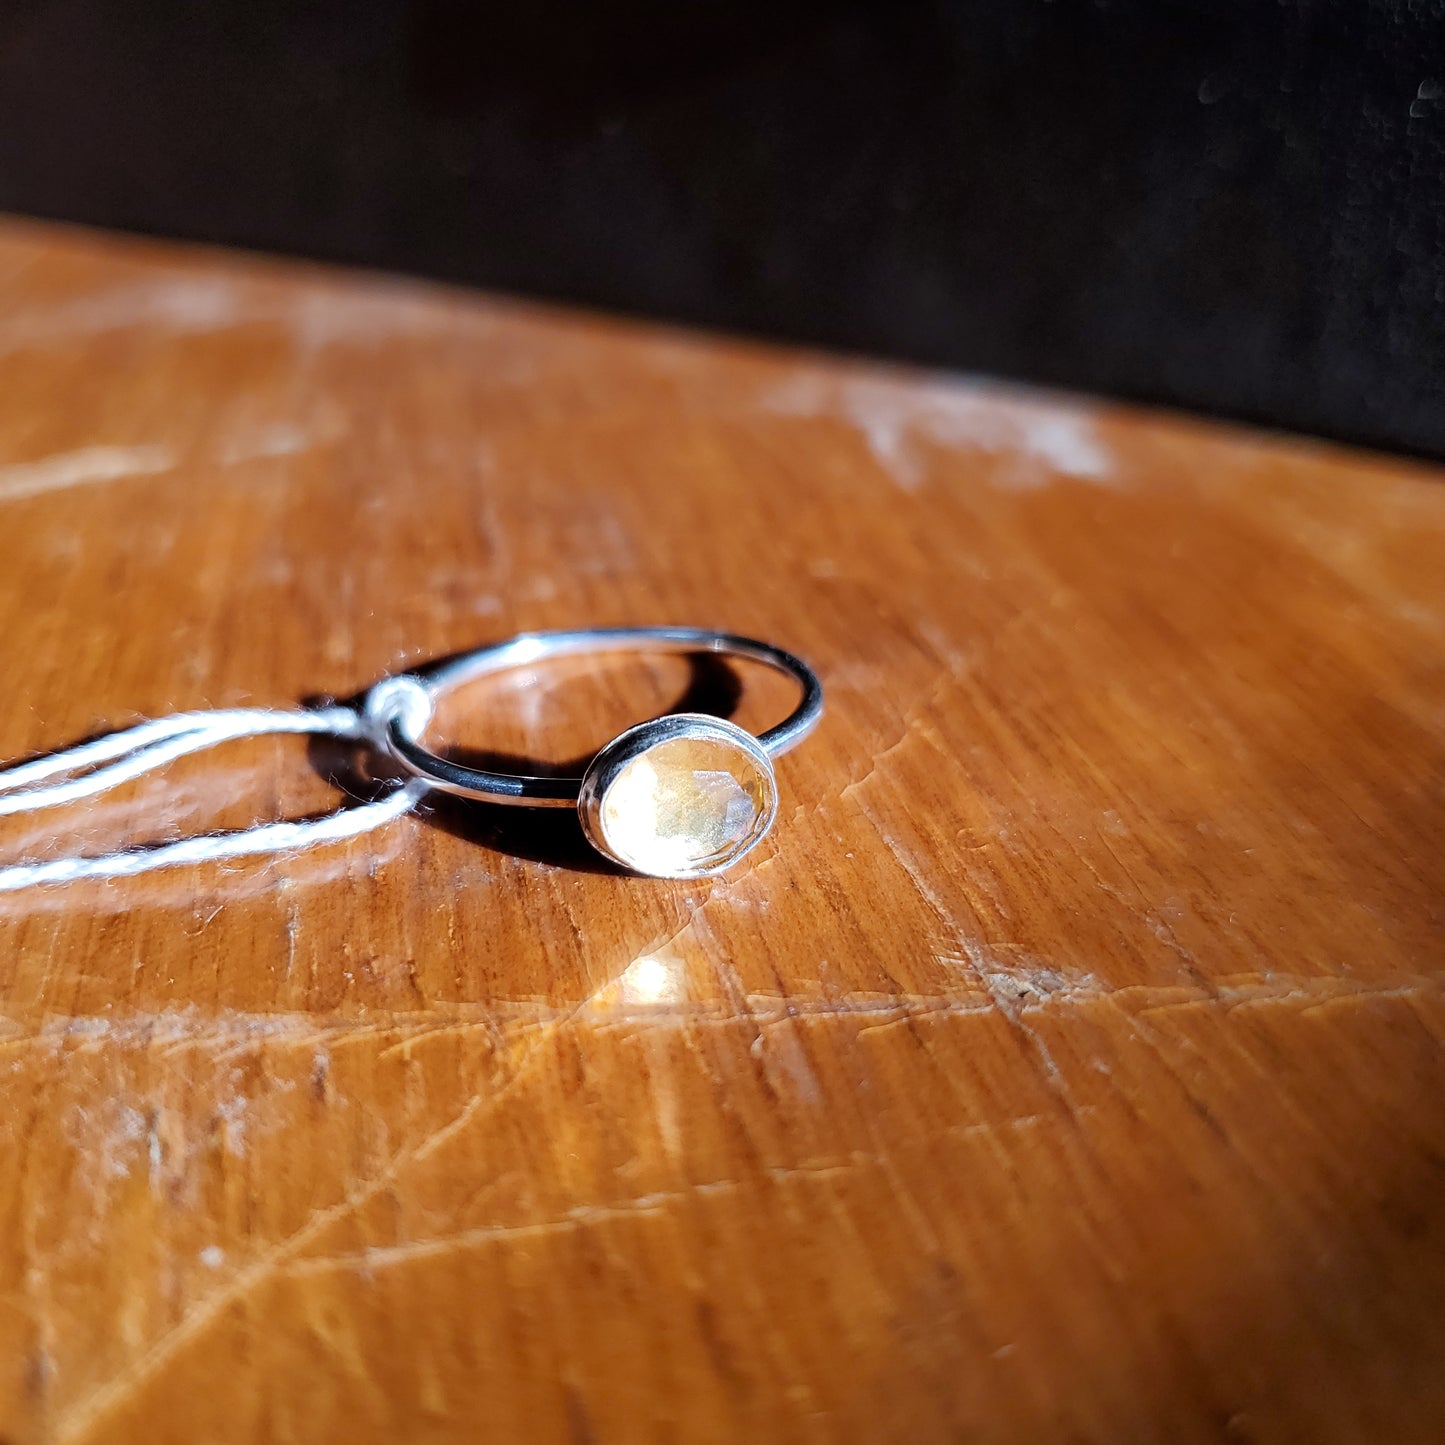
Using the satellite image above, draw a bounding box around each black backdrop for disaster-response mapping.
[1,0,1442,457]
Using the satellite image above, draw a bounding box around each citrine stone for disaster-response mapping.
[597,734,776,876]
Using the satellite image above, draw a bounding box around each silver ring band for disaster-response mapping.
[369,627,823,810]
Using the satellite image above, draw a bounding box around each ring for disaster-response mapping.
[366,627,823,878]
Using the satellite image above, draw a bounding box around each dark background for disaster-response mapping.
[1,0,1442,457]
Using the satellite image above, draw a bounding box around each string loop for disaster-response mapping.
[0,695,425,891]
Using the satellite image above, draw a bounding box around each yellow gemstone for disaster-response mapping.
[598,735,775,875]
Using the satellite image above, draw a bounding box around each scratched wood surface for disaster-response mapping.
[0,217,1441,1445]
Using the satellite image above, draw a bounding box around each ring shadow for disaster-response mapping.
[305,650,745,874]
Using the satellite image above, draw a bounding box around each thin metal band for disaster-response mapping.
[374,627,823,808]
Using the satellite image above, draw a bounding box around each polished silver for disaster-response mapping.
[368,626,823,814]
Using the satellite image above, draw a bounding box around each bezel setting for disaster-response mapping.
[578,713,780,878]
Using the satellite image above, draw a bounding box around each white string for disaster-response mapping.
[0,702,424,891]
[0,712,228,793]
[0,707,368,816]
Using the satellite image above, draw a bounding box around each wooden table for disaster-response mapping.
[0,219,1441,1445]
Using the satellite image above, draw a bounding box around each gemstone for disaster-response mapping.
[595,732,776,876]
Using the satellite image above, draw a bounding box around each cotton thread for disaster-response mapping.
[0,700,427,892]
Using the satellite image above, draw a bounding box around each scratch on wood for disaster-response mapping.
[283,1158,874,1279]
[764,371,1117,492]
[52,991,597,1445]
[29,968,1445,1441]
[0,445,176,503]
[1,971,1439,1066]
[0,275,495,355]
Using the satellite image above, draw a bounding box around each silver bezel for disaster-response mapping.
[578,713,780,878]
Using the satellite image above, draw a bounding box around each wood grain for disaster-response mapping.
[0,217,1441,1445]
